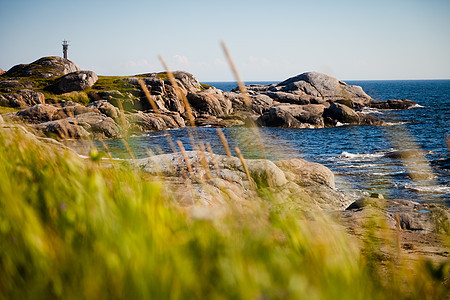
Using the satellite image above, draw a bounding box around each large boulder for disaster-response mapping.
[33,110,122,139]
[240,72,374,108]
[3,56,80,79]
[369,99,417,109]
[0,89,45,108]
[125,77,166,95]
[0,79,32,93]
[264,91,311,105]
[34,119,91,139]
[136,151,351,210]
[194,115,244,127]
[187,88,232,117]
[276,72,373,107]
[274,158,335,189]
[225,92,273,115]
[74,112,121,138]
[172,71,203,94]
[323,102,360,125]
[16,104,59,123]
[258,104,325,128]
[344,198,449,234]
[16,102,97,123]
[126,111,185,131]
[50,71,98,94]
[87,100,120,120]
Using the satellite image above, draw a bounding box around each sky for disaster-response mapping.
[1,0,449,81]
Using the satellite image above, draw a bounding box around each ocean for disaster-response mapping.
[92,80,450,205]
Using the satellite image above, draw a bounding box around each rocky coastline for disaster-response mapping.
[0,56,418,139]
[1,56,448,264]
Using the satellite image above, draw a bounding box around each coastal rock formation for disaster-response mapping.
[126,111,185,131]
[2,101,121,139]
[369,99,417,109]
[15,101,96,123]
[187,87,232,117]
[0,56,419,137]
[0,79,33,92]
[0,57,96,109]
[87,100,120,120]
[228,72,411,128]
[91,71,206,114]
[49,70,98,94]
[136,151,352,210]
[258,104,326,128]
[236,72,374,108]
[0,89,45,108]
[3,56,80,79]
[33,112,121,139]
[344,197,450,233]
[323,102,361,125]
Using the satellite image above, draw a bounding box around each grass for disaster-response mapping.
[0,70,214,115]
[92,76,136,94]
[0,126,448,299]
[0,106,21,114]
[43,91,90,105]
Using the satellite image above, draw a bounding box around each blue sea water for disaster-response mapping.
[93,80,450,204]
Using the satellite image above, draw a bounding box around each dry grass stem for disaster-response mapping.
[220,41,252,107]
[206,142,222,177]
[394,211,402,250]
[177,140,194,175]
[158,55,196,127]
[217,128,232,158]
[137,78,161,114]
[120,138,136,166]
[116,98,128,137]
[235,146,254,189]
[197,142,213,181]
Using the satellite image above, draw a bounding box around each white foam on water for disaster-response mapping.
[372,171,406,176]
[339,151,385,160]
[409,104,425,109]
[360,107,384,115]
[138,132,171,138]
[404,183,450,194]
[385,121,409,126]
[346,163,379,169]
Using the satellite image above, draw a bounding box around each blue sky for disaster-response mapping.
[1,0,449,81]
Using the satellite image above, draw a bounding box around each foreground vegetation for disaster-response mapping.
[0,126,448,299]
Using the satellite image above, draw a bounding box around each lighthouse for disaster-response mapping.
[62,40,69,59]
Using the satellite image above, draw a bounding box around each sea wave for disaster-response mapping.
[135,132,171,138]
[372,171,406,176]
[339,151,385,160]
[360,107,384,115]
[346,163,380,169]
[385,121,409,126]
[403,183,450,194]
